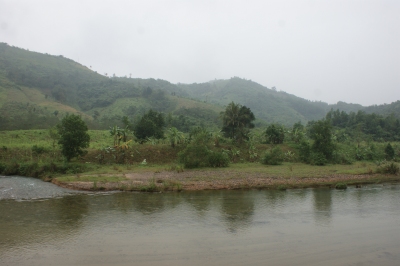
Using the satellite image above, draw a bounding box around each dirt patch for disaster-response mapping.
[53,169,400,191]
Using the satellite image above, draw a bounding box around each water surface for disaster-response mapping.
[0,176,399,265]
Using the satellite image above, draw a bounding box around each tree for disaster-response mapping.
[290,122,305,144]
[221,102,255,141]
[166,127,184,148]
[385,143,395,160]
[309,119,335,161]
[265,124,285,144]
[133,109,165,142]
[57,114,90,161]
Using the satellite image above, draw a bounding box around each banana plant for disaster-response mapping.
[166,127,185,148]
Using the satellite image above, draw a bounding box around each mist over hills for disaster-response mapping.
[0,43,398,130]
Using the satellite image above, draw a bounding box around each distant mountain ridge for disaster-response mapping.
[0,42,398,130]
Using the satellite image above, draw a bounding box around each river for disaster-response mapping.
[0,176,399,265]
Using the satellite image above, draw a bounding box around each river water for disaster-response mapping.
[0,176,399,266]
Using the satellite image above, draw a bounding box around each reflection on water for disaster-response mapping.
[1,178,400,266]
[313,188,332,226]
[221,191,255,233]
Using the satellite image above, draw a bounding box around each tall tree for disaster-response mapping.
[265,124,285,144]
[57,114,90,161]
[133,109,165,142]
[221,102,255,141]
[309,119,335,160]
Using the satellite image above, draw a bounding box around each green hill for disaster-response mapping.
[0,43,222,131]
[176,77,366,125]
[0,43,398,131]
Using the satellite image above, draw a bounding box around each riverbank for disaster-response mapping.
[52,162,400,192]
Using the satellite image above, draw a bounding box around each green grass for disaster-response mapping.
[0,129,113,149]
[0,129,54,148]
[226,161,377,178]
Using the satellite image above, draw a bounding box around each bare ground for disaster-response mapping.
[52,169,400,191]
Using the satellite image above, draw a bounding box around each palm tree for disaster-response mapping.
[221,102,255,141]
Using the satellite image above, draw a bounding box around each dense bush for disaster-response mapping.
[208,151,230,167]
[265,124,285,144]
[309,119,335,161]
[31,145,49,155]
[179,147,230,169]
[298,141,311,163]
[309,152,327,166]
[262,146,284,165]
[376,162,399,175]
[385,143,395,160]
[0,162,93,178]
[335,183,347,189]
[178,145,211,168]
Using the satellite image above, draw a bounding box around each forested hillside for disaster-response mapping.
[175,78,367,125]
[0,43,221,130]
[0,43,399,131]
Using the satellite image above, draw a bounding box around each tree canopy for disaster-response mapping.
[57,114,90,161]
[221,102,255,141]
[133,109,165,142]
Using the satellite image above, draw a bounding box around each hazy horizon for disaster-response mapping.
[1,0,399,106]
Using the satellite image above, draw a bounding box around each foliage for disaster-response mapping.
[221,101,255,142]
[0,161,93,178]
[166,127,185,148]
[335,183,347,189]
[265,124,285,144]
[208,151,230,167]
[178,128,228,168]
[133,110,165,142]
[326,109,400,141]
[109,125,132,147]
[332,147,354,165]
[376,161,399,175]
[178,145,211,168]
[289,122,305,143]
[309,119,335,161]
[262,146,284,165]
[31,145,48,155]
[385,143,395,160]
[298,141,312,163]
[309,152,327,166]
[57,114,90,161]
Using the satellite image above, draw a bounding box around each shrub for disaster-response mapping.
[265,124,285,144]
[31,145,48,155]
[18,162,39,177]
[0,162,6,174]
[376,162,399,175]
[3,162,20,175]
[178,145,211,168]
[298,141,311,163]
[335,183,347,189]
[208,151,229,167]
[385,143,395,160]
[332,149,353,165]
[262,146,284,165]
[310,152,327,166]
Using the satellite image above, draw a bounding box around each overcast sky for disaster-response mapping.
[1,0,399,106]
